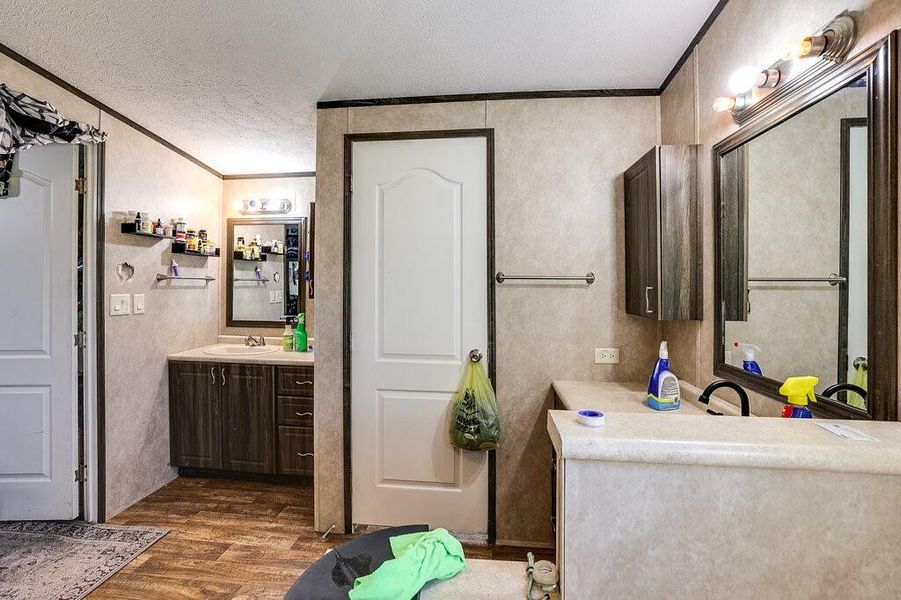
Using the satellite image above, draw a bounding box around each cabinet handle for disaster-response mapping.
[295,380,313,386]
[210,366,216,385]
[297,452,314,457]
[645,286,654,314]
[221,367,226,386]
[295,411,313,417]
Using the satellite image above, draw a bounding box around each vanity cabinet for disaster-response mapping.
[168,360,313,477]
[623,145,701,320]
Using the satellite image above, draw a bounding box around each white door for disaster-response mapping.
[0,144,79,520]
[351,136,489,532]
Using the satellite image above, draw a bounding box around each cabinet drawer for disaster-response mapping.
[278,426,313,476]
[277,396,314,427]
[277,366,314,397]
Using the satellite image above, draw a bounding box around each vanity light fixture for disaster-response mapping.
[728,67,781,94]
[714,13,856,118]
[239,198,292,215]
[780,14,856,63]
[712,95,749,113]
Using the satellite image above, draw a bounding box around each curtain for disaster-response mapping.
[1,83,107,197]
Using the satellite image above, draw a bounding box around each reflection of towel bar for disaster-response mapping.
[156,274,215,282]
[234,277,270,283]
[748,273,846,286]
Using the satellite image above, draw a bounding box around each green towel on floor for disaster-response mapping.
[348,528,466,600]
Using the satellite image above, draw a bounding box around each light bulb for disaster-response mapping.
[781,35,827,60]
[728,67,760,94]
[712,96,737,112]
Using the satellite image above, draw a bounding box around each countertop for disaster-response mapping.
[552,380,741,416]
[548,408,901,476]
[168,343,314,366]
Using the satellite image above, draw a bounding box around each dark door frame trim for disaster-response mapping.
[837,117,868,398]
[95,141,107,521]
[712,33,897,421]
[342,128,497,542]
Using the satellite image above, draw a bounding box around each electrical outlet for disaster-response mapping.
[594,347,620,364]
[110,294,131,316]
[133,294,145,315]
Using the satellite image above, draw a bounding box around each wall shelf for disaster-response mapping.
[120,222,173,240]
[233,252,267,262]
[173,244,220,257]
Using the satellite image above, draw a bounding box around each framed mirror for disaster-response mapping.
[226,217,308,328]
[713,34,897,420]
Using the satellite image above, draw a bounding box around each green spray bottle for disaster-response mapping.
[294,312,308,352]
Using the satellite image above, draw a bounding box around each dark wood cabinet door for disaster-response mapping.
[624,147,658,318]
[278,426,313,476]
[221,364,276,474]
[169,361,222,469]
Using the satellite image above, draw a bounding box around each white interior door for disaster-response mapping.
[0,144,79,520]
[351,135,489,533]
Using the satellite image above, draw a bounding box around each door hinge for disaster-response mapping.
[74,178,86,193]
[74,331,87,348]
[75,464,87,483]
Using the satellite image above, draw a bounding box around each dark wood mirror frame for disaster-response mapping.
[226,217,308,328]
[713,32,897,420]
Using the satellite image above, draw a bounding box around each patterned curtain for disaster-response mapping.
[1,83,107,197]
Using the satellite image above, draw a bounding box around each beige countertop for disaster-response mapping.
[168,343,314,366]
[552,380,741,416]
[548,409,901,476]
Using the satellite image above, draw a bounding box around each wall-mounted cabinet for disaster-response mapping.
[623,145,701,320]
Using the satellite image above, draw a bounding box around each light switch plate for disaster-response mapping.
[133,294,145,315]
[110,294,131,316]
[595,347,620,364]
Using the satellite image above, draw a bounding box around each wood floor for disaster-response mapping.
[93,477,553,599]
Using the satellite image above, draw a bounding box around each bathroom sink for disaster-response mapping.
[203,344,279,356]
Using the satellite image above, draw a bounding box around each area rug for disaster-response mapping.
[0,520,168,600]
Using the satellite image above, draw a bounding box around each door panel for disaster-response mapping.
[169,361,222,469]
[351,136,489,532]
[0,144,78,520]
[222,364,274,473]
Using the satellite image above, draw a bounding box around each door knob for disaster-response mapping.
[469,349,483,363]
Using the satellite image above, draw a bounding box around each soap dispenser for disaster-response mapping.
[282,317,295,352]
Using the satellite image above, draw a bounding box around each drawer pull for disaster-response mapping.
[295,411,313,417]
[295,380,313,386]
[297,452,314,457]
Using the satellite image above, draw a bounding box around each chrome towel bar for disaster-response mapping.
[156,274,215,282]
[495,272,595,285]
[234,277,270,283]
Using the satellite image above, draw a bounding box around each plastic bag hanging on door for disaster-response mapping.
[449,350,500,451]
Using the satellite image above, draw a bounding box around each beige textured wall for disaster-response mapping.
[220,177,316,337]
[101,112,223,517]
[659,0,901,417]
[314,97,660,543]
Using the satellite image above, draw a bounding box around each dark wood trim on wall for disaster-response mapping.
[96,141,107,522]
[318,88,658,109]
[222,172,316,180]
[658,0,730,93]
[342,129,497,541]
[712,33,897,421]
[0,41,223,178]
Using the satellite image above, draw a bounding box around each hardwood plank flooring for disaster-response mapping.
[93,477,553,598]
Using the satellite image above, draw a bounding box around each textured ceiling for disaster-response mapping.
[0,0,718,174]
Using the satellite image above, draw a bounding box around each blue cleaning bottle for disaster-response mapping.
[647,341,681,411]
[779,376,818,418]
[735,342,763,376]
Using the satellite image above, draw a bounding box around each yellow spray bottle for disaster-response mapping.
[779,376,818,418]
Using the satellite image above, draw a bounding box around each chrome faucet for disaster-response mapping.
[245,335,265,347]
[698,380,750,416]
